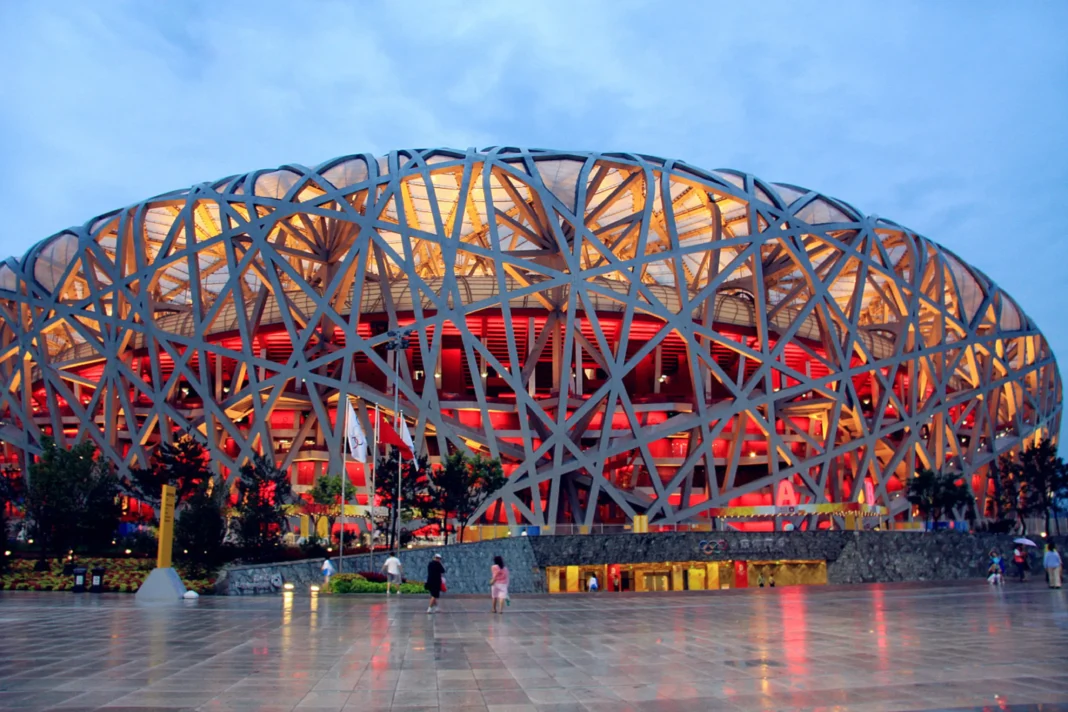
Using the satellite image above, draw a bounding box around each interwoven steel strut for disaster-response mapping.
[0,148,1060,527]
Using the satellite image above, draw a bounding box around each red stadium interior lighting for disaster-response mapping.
[0,148,1059,532]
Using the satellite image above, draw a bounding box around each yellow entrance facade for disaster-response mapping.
[545,560,826,593]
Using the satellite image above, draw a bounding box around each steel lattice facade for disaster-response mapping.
[0,148,1061,528]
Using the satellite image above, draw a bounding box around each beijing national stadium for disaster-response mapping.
[0,148,1060,533]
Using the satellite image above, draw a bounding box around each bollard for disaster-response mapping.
[72,566,88,593]
[90,567,105,593]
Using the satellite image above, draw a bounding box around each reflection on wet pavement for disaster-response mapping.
[0,580,1066,711]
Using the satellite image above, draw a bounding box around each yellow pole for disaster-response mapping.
[156,484,177,569]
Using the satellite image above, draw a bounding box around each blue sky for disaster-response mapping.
[1,0,1066,439]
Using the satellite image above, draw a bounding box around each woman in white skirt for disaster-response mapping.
[490,556,509,614]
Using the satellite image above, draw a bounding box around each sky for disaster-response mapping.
[0,0,1066,440]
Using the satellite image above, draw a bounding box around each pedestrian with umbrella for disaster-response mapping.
[1013,538,1037,582]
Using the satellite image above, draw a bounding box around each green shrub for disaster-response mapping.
[233,455,293,561]
[174,484,226,577]
[329,573,425,594]
[299,536,329,560]
[116,530,159,557]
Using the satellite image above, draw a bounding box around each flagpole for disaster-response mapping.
[397,411,403,553]
[394,416,416,552]
[340,397,348,574]
[372,404,379,548]
[384,328,410,551]
[394,413,401,553]
[393,358,401,551]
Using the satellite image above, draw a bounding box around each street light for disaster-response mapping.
[384,329,412,550]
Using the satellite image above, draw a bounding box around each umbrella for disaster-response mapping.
[1013,537,1037,547]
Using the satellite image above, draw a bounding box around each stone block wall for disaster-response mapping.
[217,531,1065,595]
[526,531,852,566]
[825,531,1059,583]
[216,537,540,596]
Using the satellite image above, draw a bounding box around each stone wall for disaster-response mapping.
[217,531,1064,595]
[825,532,1063,583]
[526,531,851,567]
[216,537,540,596]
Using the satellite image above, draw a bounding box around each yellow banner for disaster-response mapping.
[157,484,176,569]
[705,503,887,518]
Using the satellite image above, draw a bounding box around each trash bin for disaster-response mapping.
[90,567,105,593]
[72,566,88,593]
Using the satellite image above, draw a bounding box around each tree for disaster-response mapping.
[77,463,123,554]
[906,468,938,528]
[907,467,973,529]
[233,454,294,560]
[994,453,1022,533]
[0,469,23,572]
[942,474,975,524]
[306,474,344,544]
[1021,439,1068,536]
[462,454,507,540]
[125,432,212,508]
[425,450,507,544]
[998,439,1068,535]
[24,438,121,564]
[374,448,430,550]
[421,451,468,544]
[0,468,22,535]
[174,481,228,577]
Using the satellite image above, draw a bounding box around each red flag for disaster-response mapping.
[376,412,413,459]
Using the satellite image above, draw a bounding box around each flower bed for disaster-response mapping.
[0,558,215,594]
[329,573,425,595]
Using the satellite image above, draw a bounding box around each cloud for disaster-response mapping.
[0,0,1066,441]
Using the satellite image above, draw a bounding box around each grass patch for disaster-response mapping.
[328,573,425,595]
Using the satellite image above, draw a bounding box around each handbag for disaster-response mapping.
[440,576,447,593]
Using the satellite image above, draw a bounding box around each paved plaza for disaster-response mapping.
[0,582,1066,712]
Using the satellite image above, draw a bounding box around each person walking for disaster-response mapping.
[988,550,1004,585]
[1013,546,1026,582]
[425,553,445,614]
[381,551,403,595]
[321,558,336,587]
[1044,543,1062,589]
[587,573,599,592]
[490,555,510,614]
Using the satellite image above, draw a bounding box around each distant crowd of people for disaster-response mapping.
[988,541,1061,589]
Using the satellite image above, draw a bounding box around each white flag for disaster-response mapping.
[399,417,414,452]
[346,400,367,463]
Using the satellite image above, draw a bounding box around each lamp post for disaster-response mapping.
[384,328,412,550]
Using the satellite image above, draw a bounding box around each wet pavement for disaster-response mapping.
[0,580,1066,711]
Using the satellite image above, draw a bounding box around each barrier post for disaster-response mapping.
[157,484,176,569]
[135,484,187,601]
